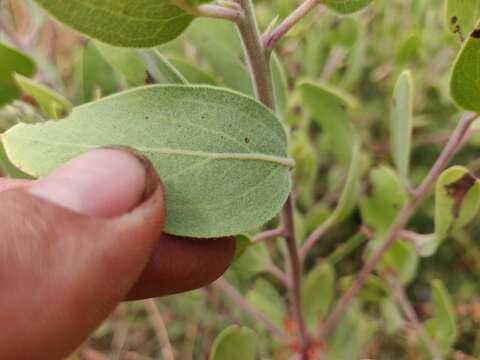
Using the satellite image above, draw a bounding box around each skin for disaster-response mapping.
[0,148,235,359]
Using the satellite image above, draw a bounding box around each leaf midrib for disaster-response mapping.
[4,137,295,168]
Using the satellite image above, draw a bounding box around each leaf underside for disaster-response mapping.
[2,85,292,238]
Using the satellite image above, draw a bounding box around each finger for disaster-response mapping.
[0,178,31,192]
[0,148,165,360]
[29,147,148,218]
[127,234,235,300]
[0,153,235,300]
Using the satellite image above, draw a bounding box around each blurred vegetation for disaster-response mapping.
[1,0,480,359]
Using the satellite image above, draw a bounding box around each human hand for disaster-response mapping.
[0,148,235,360]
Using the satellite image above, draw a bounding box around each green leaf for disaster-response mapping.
[271,53,289,120]
[450,21,480,113]
[446,0,480,38]
[233,235,252,262]
[0,42,36,106]
[326,300,378,359]
[380,298,405,334]
[300,81,356,164]
[303,261,336,330]
[186,19,254,96]
[0,140,31,178]
[14,74,72,119]
[210,325,257,360]
[390,70,414,180]
[2,85,293,238]
[327,139,361,225]
[96,42,187,86]
[324,0,374,14]
[395,32,422,64]
[435,166,480,242]
[290,130,318,206]
[414,233,441,257]
[339,275,388,302]
[139,49,188,85]
[95,42,148,86]
[167,58,217,85]
[186,19,288,117]
[230,242,271,275]
[76,41,120,103]
[246,279,286,327]
[33,0,202,47]
[381,239,419,285]
[360,166,407,232]
[425,280,458,354]
[360,166,417,283]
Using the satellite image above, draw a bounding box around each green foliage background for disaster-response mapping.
[1,0,480,358]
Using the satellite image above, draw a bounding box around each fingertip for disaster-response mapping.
[28,148,147,218]
[126,235,236,300]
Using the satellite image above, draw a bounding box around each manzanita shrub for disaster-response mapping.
[1,0,480,358]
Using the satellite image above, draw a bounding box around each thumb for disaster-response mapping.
[0,148,164,360]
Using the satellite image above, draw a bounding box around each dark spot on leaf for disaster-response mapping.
[244,137,250,144]
[451,15,458,25]
[471,28,480,39]
[445,173,477,217]
[201,113,207,119]
[145,115,149,120]
[145,71,156,84]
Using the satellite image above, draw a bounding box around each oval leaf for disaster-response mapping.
[300,81,357,164]
[186,18,288,117]
[424,280,458,354]
[33,0,202,47]
[450,21,480,113]
[210,325,257,360]
[303,261,336,330]
[246,279,286,327]
[390,70,414,180]
[328,138,361,225]
[230,242,271,275]
[435,166,480,242]
[1,85,293,238]
[360,166,407,232]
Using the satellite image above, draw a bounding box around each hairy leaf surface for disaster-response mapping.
[2,85,293,238]
[33,0,205,47]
